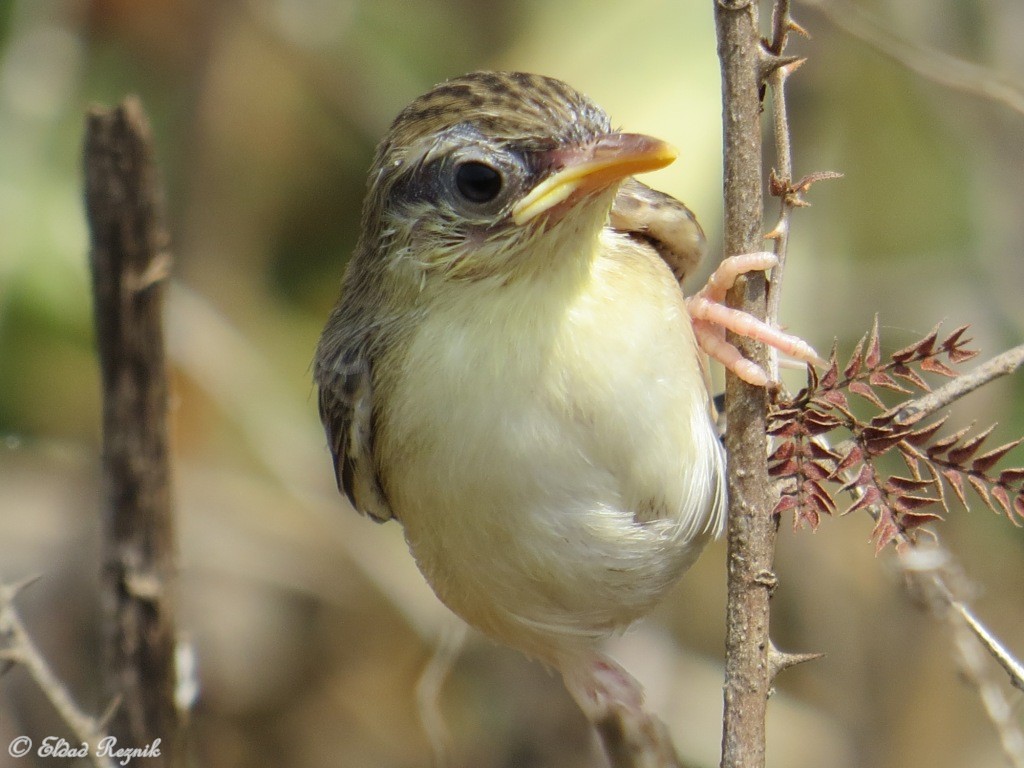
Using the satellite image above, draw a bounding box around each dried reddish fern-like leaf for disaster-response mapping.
[967,475,994,511]
[869,369,911,394]
[972,438,1023,474]
[872,508,901,553]
[903,415,948,447]
[884,476,936,495]
[919,356,958,378]
[768,320,1020,550]
[941,325,977,364]
[892,364,930,391]
[849,380,885,408]
[998,468,1024,485]
[991,486,1015,520]
[865,316,882,369]
[927,423,974,457]
[819,347,839,389]
[946,424,996,465]
[941,468,969,509]
[898,510,944,529]
[843,334,865,380]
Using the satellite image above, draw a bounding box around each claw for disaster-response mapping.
[687,252,823,384]
[700,251,779,304]
[692,318,770,386]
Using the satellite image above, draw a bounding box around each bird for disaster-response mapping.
[314,71,818,731]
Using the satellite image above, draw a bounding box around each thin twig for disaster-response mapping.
[803,343,1024,471]
[953,602,1024,693]
[764,60,797,381]
[800,0,1024,118]
[765,0,793,55]
[763,3,838,383]
[760,1,830,692]
[893,344,1024,425]
[0,581,118,768]
[416,622,467,768]
[900,545,1024,768]
[813,478,1024,732]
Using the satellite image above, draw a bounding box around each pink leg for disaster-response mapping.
[561,652,681,762]
[686,252,823,385]
[561,653,645,720]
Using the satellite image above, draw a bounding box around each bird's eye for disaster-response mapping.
[454,161,503,204]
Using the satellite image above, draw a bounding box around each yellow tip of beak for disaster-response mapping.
[512,133,677,226]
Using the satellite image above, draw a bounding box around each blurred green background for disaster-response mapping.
[1,0,1022,766]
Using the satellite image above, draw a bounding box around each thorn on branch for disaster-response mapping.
[765,0,810,55]
[764,219,788,241]
[787,18,811,40]
[767,641,825,682]
[759,53,806,84]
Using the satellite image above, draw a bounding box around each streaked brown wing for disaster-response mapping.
[610,178,707,285]
[315,335,394,523]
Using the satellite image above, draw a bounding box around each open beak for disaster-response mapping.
[511,132,677,226]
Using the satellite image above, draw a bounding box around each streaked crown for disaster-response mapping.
[383,71,610,155]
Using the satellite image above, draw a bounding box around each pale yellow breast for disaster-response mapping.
[376,228,725,661]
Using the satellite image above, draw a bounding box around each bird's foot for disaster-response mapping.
[562,654,645,720]
[562,654,683,766]
[686,251,823,386]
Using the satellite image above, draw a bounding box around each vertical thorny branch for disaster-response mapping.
[716,3,1024,766]
[714,3,774,768]
[715,2,822,766]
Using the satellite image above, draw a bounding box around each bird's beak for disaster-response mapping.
[511,133,677,226]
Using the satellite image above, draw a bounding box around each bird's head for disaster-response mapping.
[358,71,677,284]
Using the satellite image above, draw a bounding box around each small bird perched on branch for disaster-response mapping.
[315,71,816,731]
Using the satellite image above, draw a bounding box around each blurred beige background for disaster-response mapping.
[1,1,1022,766]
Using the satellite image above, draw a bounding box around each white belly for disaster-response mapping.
[377,232,725,661]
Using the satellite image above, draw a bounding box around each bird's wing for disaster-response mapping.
[610,179,707,285]
[612,178,720,421]
[315,335,394,523]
